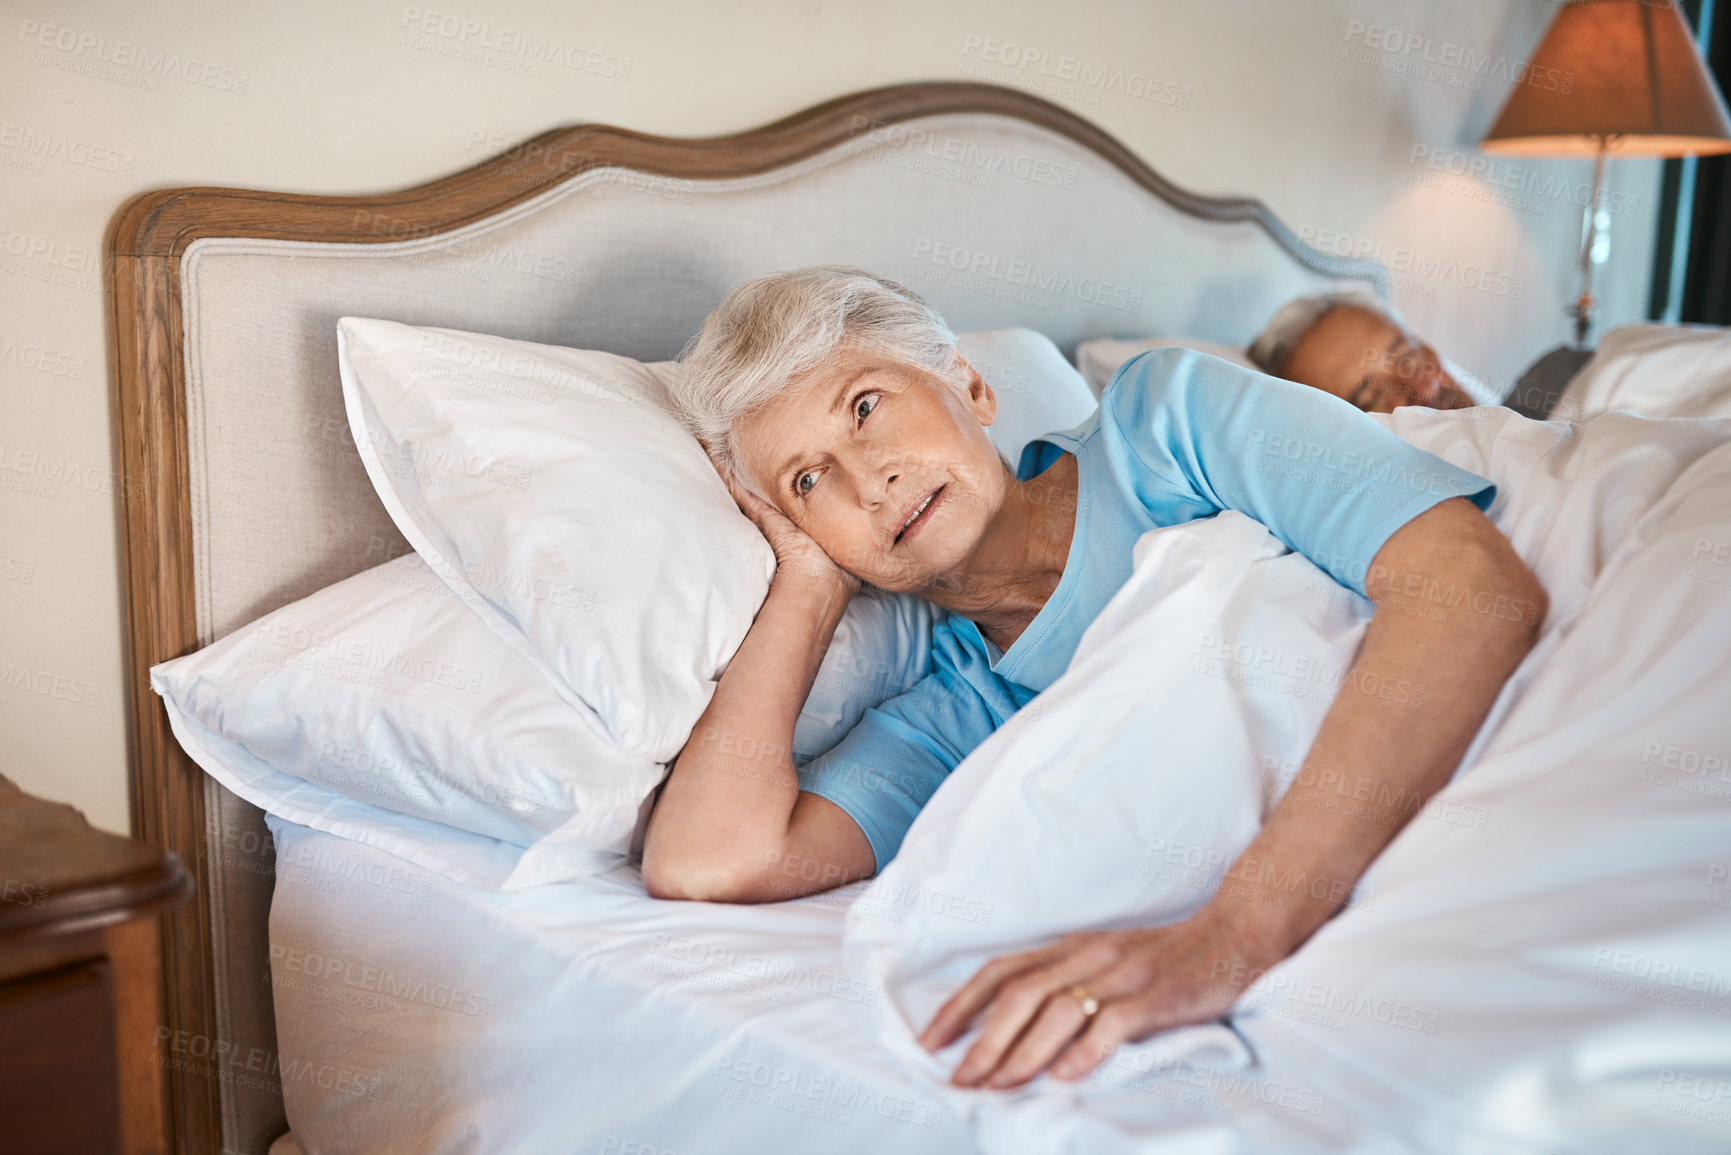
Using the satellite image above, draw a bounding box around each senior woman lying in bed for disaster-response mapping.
[642,266,1546,1089]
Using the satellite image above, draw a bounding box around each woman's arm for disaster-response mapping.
[1196,496,1545,962]
[918,496,1547,1086]
[641,475,877,903]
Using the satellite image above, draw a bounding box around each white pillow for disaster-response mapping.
[1075,336,1257,398]
[1553,322,1731,421]
[153,552,939,887]
[955,328,1102,467]
[150,553,665,887]
[339,319,1097,767]
[338,317,778,763]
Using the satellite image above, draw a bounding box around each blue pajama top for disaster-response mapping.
[798,348,1496,871]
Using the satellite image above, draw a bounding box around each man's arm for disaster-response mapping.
[919,496,1546,1086]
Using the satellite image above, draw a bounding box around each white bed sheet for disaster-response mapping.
[267,816,1360,1155]
[265,816,978,1155]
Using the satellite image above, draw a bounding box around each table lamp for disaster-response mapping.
[1481,0,1731,348]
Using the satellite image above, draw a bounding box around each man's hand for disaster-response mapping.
[918,905,1271,1087]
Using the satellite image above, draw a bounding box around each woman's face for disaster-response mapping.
[733,346,1008,593]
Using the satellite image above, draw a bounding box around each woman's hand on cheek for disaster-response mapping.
[703,445,860,596]
[917,905,1268,1089]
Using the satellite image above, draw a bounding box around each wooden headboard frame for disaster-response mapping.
[104,80,1385,1149]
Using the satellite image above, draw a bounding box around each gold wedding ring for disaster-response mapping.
[1068,985,1100,1017]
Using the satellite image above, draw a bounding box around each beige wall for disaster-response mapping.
[0,0,1660,835]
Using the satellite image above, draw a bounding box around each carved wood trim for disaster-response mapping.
[109,81,1384,288]
[107,237,219,1151]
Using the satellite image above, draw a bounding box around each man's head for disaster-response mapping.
[669,266,1010,593]
[1248,294,1475,413]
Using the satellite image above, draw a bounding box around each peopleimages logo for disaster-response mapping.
[710,1056,945,1130]
[0,226,109,296]
[0,336,86,378]
[1590,946,1731,1015]
[1341,20,1572,94]
[847,114,1083,190]
[909,237,1143,313]
[15,19,250,93]
[269,943,497,1018]
[1296,227,1526,300]
[1406,144,1640,220]
[0,442,136,501]
[0,122,134,174]
[958,35,1192,109]
[397,7,630,80]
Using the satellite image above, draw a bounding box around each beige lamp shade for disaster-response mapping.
[1482,0,1731,157]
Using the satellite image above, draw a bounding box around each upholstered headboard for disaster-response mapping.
[106,81,1384,1153]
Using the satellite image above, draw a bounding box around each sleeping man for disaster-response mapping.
[1247,292,1489,413]
[642,266,1546,1089]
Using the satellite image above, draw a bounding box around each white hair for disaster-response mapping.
[669,265,958,500]
[1246,292,1405,377]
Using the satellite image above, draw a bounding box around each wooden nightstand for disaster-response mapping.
[0,773,192,1155]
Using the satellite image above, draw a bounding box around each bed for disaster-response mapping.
[108,82,1731,1155]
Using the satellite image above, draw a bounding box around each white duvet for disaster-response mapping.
[846,406,1731,1154]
